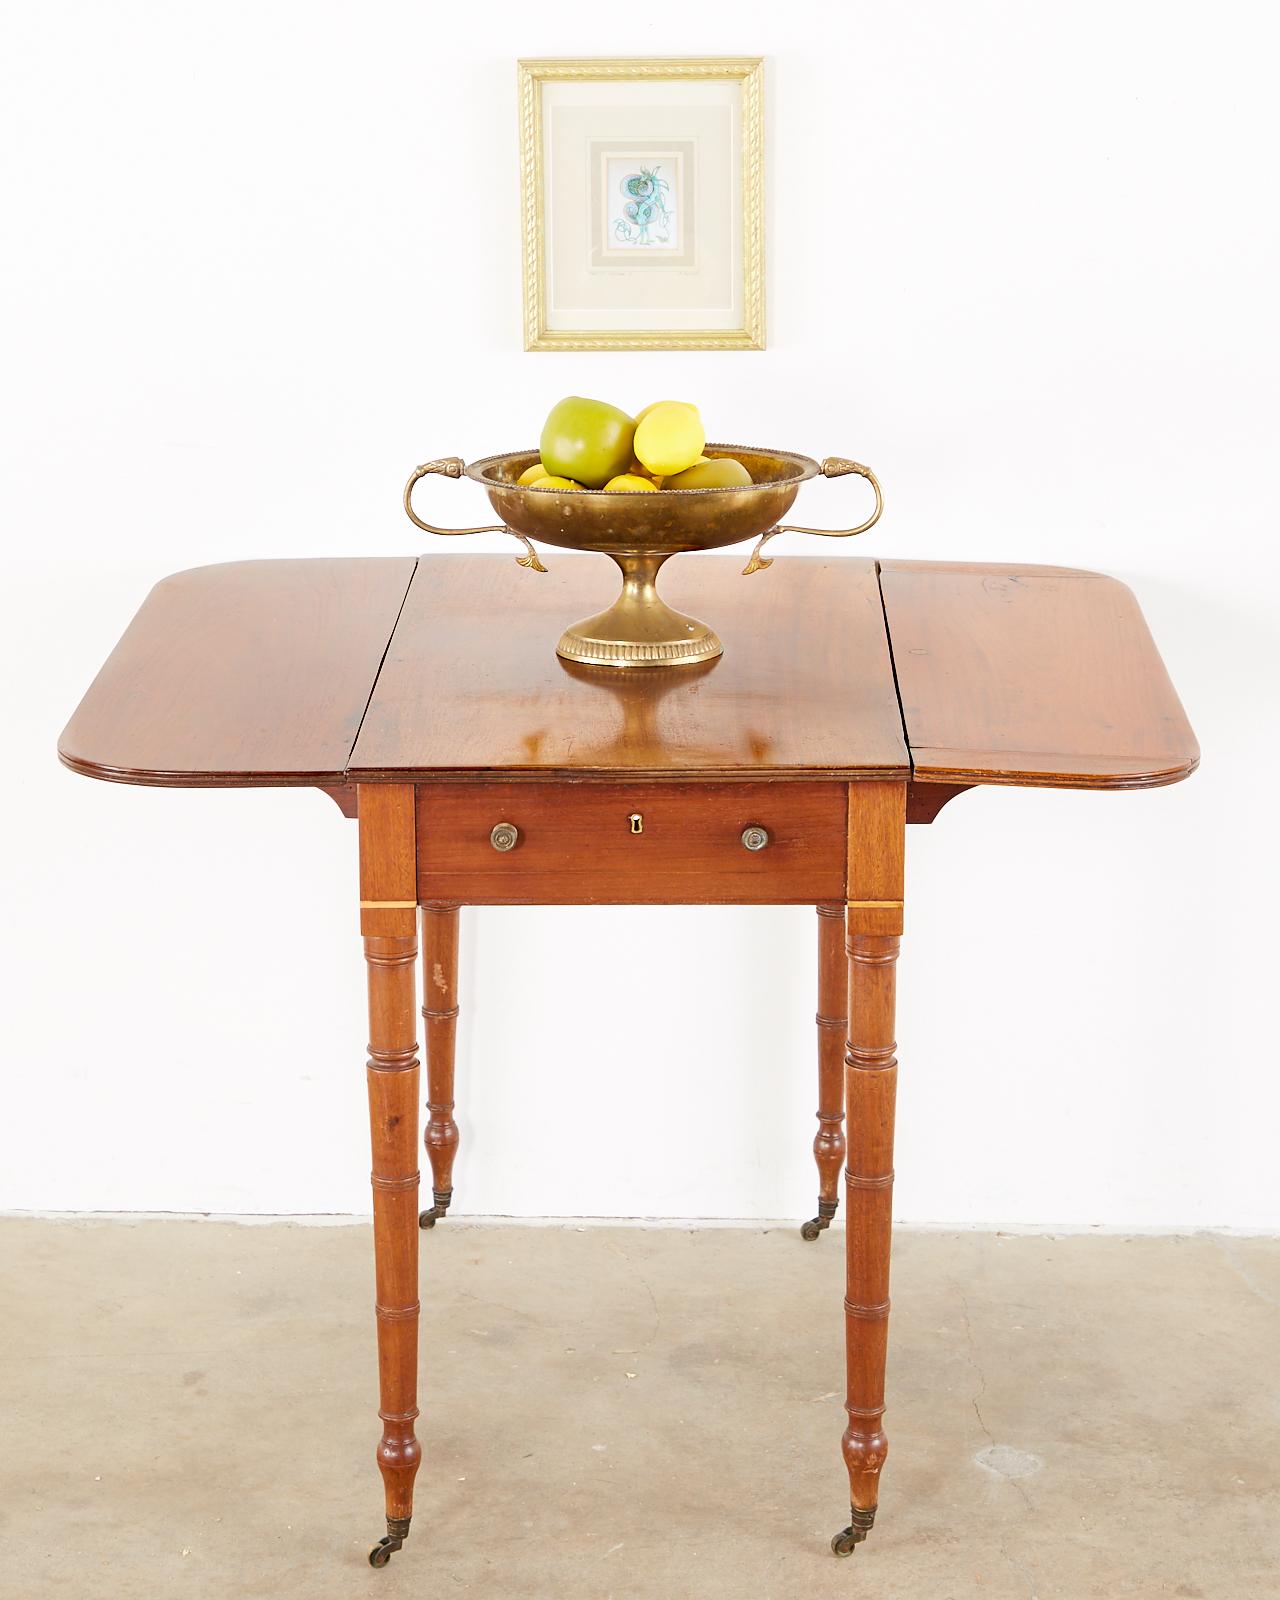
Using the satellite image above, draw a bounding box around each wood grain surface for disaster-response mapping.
[840,780,907,1538]
[59,558,417,787]
[419,904,460,1225]
[59,553,1199,795]
[416,780,847,904]
[879,561,1199,789]
[349,554,909,782]
[807,905,847,1236]
[358,785,422,1538]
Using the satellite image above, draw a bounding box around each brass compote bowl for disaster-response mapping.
[403,446,883,668]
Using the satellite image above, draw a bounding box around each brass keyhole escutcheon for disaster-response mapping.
[629,813,644,835]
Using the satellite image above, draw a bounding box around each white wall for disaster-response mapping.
[2,1,1276,1228]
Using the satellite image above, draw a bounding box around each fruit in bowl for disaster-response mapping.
[664,457,753,490]
[603,473,658,493]
[525,397,751,492]
[539,397,636,490]
[633,401,706,476]
[404,413,883,670]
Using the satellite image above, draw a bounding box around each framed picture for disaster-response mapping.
[518,57,765,351]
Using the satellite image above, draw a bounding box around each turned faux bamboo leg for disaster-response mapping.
[803,903,848,1240]
[359,785,422,1568]
[419,905,460,1230]
[832,781,905,1558]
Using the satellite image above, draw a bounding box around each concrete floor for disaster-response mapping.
[1,1222,1277,1599]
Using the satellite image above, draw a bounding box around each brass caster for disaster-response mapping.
[418,1188,452,1230]
[368,1516,411,1568]
[830,1505,875,1557]
[801,1199,838,1241]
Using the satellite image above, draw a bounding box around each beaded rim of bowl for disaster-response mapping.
[465,444,821,495]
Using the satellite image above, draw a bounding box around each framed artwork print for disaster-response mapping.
[518,57,765,351]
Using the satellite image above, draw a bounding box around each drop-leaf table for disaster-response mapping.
[59,552,1197,1566]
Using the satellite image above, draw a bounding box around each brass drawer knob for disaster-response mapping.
[741,825,770,852]
[490,822,519,852]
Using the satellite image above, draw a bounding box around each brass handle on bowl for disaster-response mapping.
[403,458,547,573]
[741,458,883,576]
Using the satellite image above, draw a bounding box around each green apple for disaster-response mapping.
[540,396,636,490]
[663,456,752,490]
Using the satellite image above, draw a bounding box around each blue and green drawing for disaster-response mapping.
[613,165,674,246]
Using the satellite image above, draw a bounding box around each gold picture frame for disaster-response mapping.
[518,57,765,351]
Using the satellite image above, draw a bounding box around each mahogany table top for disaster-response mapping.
[58,553,1198,792]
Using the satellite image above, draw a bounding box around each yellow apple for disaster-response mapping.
[602,473,659,492]
[635,400,699,424]
[663,457,753,490]
[634,402,706,476]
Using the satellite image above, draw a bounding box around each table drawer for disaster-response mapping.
[416,781,847,905]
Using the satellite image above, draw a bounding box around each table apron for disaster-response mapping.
[415,780,849,905]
